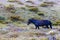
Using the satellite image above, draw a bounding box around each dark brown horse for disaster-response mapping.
[27,18,52,29]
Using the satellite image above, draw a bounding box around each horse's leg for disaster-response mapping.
[35,25,37,29]
[35,25,39,29]
[50,24,52,29]
[35,26,37,29]
[37,26,39,29]
[46,25,49,29]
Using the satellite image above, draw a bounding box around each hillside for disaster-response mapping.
[0,0,60,40]
[0,0,60,24]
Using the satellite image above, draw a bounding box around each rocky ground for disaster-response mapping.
[0,0,60,40]
[0,23,60,40]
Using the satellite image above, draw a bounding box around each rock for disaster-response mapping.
[0,29,8,34]
[46,30,58,35]
[5,32,19,38]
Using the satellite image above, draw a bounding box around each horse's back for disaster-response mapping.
[29,18,52,25]
[33,20,51,25]
[42,20,52,24]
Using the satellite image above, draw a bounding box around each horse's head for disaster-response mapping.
[27,18,34,25]
[27,19,31,25]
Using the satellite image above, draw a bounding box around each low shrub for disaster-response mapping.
[0,16,5,20]
[37,12,44,16]
[17,1,24,5]
[8,0,17,2]
[40,38,48,40]
[40,3,48,7]
[52,20,60,26]
[5,4,16,13]
[31,38,36,40]
[20,7,26,10]
[10,10,16,13]
[0,16,5,23]
[44,2,55,4]
[28,7,38,12]
[26,1,34,4]
[10,16,24,22]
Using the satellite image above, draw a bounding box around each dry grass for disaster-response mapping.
[0,23,7,28]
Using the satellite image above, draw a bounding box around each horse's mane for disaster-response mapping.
[29,18,50,22]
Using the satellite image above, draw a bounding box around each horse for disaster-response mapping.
[27,18,52,29]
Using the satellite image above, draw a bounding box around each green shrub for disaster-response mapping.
[0,16,6,23]
[37,12,44,16]
[17,1,24,5]
[32,15,43,20]
[56,20,60,25]
[10,16,24,22]
[10,10,16,13]
[5,4,14,9]
[52,20,60,26]
[20,7,26,10]
[25,5,35,7]
[53,23,58,26]
[31,38,36,40]
[40,2,55,7]
[44,2,55,4]
[5,4,16,13]
[26,1,34,4]
[28,7,38,12]
[0,16,5,20]
[40,38,48,40]
[8,0,17,2]
[3,20,13,24]
[40,3,48,7]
